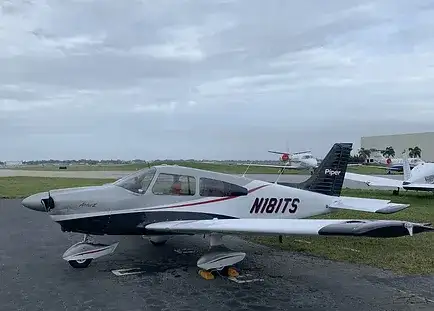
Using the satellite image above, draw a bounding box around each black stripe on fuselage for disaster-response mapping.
[56,211,237,235]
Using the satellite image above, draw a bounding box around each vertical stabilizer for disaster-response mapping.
[402,150,412,182]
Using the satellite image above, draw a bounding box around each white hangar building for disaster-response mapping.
[360,131,434,162]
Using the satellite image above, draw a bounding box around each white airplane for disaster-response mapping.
[203,149,318,174]
[21,142,433,279]
[266,149,318,169]
[346,152,434,195]
[364,150,425,173]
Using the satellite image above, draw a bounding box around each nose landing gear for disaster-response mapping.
[63,234,119,268]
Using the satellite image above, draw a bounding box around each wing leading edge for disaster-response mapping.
[345,172,403,188]
[146,218,433,238]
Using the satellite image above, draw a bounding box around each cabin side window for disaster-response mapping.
[152,173,196,196]
[199,178,248,197]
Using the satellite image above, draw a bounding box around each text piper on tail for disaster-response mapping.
[21,143,433,279]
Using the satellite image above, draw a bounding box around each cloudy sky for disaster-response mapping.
[2,0,434,161]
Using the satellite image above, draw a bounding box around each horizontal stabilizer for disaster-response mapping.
[329,196,409,214]
[345,172,403,188]
[146,218,433,238]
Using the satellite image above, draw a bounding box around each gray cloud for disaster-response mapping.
[1,0,434,160]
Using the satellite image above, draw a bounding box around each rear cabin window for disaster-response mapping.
[152,173,196,196]
[199,178,248,197]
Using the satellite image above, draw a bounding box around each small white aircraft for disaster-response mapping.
[346,151,434,195]
[265,149,318,169]
[21,142,433,279]
[203,149,318,174]
[364,150,425,173]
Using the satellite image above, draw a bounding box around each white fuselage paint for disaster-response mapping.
[150,180,333,220]
[407,163,434,184]
[49,180,335,222]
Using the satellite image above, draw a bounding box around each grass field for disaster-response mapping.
[3,161,393,175]
[0,176,113,199]
[1,176,431,275]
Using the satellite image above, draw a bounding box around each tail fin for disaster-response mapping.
[278,143,352,196]
[402,150,412,181]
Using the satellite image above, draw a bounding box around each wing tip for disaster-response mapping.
[318,220,434,238]
[375,203,410,214]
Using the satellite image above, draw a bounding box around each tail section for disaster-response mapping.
[278,143,353,196]
[402,150,412,181]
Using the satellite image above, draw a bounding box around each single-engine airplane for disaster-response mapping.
[22,143,433,279]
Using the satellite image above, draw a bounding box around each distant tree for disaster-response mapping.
[358,148,371,161]
[381,146,395,158]
[408,146,422,158]
[349,155,363,164]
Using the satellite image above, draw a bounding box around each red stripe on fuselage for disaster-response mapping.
[158,184,269,209]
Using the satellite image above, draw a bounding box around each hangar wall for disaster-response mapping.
[360,132,434,162]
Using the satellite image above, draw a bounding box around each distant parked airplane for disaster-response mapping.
[364,150,425,173]
[346,151,434,195]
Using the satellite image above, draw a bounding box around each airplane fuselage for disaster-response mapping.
[406,162,434,184]
[24,167,334,236]
[50,182,332,236]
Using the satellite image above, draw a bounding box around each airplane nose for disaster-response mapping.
[22,192,49,212]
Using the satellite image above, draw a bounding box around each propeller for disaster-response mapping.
[41,191,55,212]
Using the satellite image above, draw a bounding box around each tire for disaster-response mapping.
[150,239,167,246]
[68,259,92,268]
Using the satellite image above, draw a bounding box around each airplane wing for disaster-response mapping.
[344,172,403,188]
[268,150,311,155]
[402,183,434,191]
[146,218,433,238]
[237,163,300,169]
[201,161,300,169]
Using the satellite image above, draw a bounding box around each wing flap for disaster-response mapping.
[146,218,433,238]
[345,172,403,188]
[329,196,409,214]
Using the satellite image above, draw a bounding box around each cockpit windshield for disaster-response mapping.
[302,155,312,159]
[113,167,156,194]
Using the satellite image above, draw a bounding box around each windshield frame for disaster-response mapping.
[113,167,157,194]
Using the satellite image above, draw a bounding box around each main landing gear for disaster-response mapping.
[63,233,246,280]
[196,233,246,280]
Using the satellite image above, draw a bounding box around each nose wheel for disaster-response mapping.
[68,258,93,268]
[63,234,119,269]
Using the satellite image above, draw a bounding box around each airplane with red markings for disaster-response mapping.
[21,142,434,279]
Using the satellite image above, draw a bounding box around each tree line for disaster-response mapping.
[357,146,422,161]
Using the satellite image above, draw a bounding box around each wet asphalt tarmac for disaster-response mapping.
[1,199,433,311]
